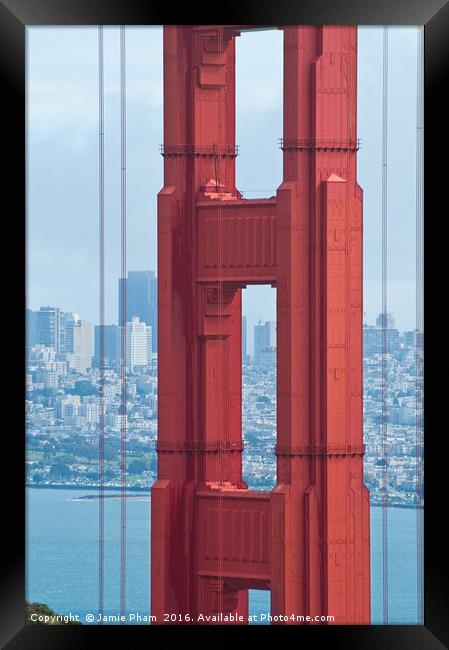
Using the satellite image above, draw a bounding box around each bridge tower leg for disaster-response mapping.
[152,25,247,623]
[272,25,370,623]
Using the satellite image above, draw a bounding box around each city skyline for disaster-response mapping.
[27,296,421,361]
[26,295,423,507]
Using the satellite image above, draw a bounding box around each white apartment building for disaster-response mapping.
[67,320,92,372]
[55,395,81,419]
[117,317,152,370]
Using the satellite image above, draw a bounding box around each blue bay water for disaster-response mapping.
[26,488,422,625]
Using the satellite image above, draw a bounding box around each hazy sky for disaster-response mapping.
[27,26,422,352]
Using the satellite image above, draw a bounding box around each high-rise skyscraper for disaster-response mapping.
[94,324,119,366]
[363,314,400,355]
[73,321,92,357]
[118,271,158,352]
[148,272,157,353]
[37,306,62,353]
[26,309,38,348]
[242,316,247,364]
[119,317,152,370]
[376,312,396,330]
[254,320,276,365]
[60,312,79,354]
[146,325,153,365]
[67,320,92,372]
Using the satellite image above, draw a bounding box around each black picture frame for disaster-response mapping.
[2,0,447,647]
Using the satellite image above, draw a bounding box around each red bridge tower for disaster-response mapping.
[151,25,370,624]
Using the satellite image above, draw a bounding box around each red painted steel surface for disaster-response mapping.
[152,25,370,625]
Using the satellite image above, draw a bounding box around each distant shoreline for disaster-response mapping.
[26,483,150,493]
[26,484,422,508]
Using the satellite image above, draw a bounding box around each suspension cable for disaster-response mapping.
[381,25,389,625]
[98,23,105,622]
[415,25,424,626]
[119,24,127,622]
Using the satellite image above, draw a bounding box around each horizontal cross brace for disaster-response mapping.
[280,137,360,152]
[160,144,239,158]
[156,441,244,454]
